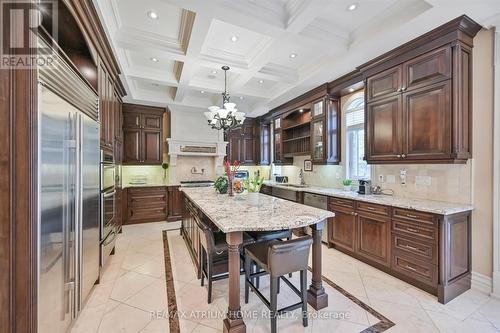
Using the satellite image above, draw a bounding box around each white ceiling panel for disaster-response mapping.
[93,0,500,116]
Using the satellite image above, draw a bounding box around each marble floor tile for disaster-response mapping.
[98,303,152,333]
[125,278,168,313]
[70,222,500,333]
[110,271,157,302]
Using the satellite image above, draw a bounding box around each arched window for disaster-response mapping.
[345,96,370,180]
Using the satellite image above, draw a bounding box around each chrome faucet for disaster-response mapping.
[299,169,305,186]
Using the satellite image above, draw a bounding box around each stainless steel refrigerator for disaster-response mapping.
[37,55,100,332]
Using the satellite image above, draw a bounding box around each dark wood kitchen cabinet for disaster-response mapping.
[167,186,183,221]
[226,118,257,164]
[328,198,356,253]
[364,42,473,164]
[403,81,451,161]
[122,104,165,165]
[324,193,471,304]
[366,95,402,161]
[125,186,168,224]
[356,211,391,267]
[259,121,271,165]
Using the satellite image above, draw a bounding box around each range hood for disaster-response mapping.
[167,139,227,157]
[167,139,228,184]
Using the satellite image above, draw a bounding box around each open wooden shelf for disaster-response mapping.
[282,121,310,131]
[282,135,311,143]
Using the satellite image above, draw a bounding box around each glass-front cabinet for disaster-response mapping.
[312,100,324,118]
[310,97,340,164]
[274,117,281,130]
[274,131,282,163]
[311,119,324,161]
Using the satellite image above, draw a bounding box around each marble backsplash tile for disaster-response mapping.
[122,165,168,185]
[175,156,216,182]
[271,156,471,204]
[371,163,472,204]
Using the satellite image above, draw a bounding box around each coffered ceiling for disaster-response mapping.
[93,0,500,116]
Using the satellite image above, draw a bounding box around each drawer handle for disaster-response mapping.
[404,244,419,251]
[406,214,418,219]
[406,227,419,233]
[365,207,376,210]
[406,264,418,272]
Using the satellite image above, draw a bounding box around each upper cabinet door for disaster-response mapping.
[273,131,282,163]
[142,114,162,130]
[123,112,141,129]
[227,129,241,162]
[274,117,281,130]
[403,81,451,160]
[366,66,402,102]
[366,95,402,162]
[403,46,451,91]
[311,119,325,162]
[241,136,256,164]
[123,128,141,163]
[312,99,324,118]
[142,130,162,164]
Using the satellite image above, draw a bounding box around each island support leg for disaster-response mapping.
[223,231,246,333]
[307,220,328,310]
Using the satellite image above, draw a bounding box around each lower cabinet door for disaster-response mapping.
[128,206,167,223]
[330,210,356,253]
[356,213,391,267]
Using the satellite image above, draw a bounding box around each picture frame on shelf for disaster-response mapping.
[304,159,313,172]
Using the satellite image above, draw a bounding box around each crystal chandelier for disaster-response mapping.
[204,66,245,132]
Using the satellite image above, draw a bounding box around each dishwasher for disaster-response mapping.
[303,193,329,244]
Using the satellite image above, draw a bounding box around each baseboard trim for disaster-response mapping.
[492,271,500,299]
[471,271,493,295]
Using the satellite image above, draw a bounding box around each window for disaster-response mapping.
[260,124,270,164]
[345,96,370,180]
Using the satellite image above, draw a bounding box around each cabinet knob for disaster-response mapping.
[402,154,407,158]
[402,87,407,91]
[397,154,401,158]
[397,88,402,92]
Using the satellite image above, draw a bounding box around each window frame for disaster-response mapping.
[344,96,371,181]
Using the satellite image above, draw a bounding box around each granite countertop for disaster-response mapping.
[181,187,335,233]
[264,181,473,216]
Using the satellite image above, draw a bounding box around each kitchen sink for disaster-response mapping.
[279,183,309,188]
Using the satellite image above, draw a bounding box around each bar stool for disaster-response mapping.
[196,216,254,303]
[244,236,313,333]
[246,230,293,287]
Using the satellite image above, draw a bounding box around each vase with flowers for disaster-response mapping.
[223,160,240,197]
[244,176,263,205]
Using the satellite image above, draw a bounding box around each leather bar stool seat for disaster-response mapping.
[244,236,313,333]
[196,217,254,303]
[245,230,293,287]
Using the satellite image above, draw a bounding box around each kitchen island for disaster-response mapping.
[181,187,335,333]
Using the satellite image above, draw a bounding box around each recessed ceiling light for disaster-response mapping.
[211,70,217,74]
[289,53,297,58]
[347,3,358,11]
[258,80,264,84]
[147,10,159,19]
[348,88,355,93]
[239,96,244,100]
[200,90,205,94]
[150,57,159,62]
[230,35,239,42]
